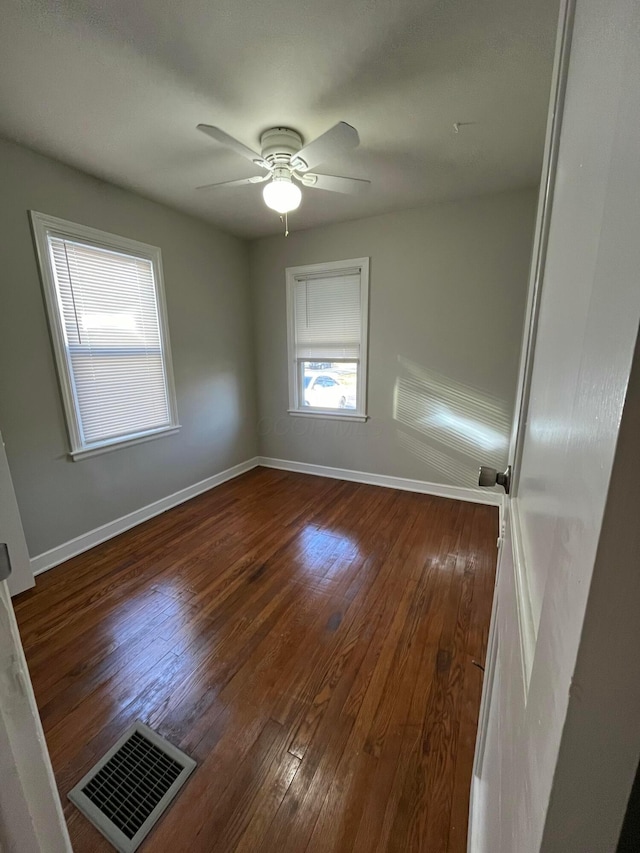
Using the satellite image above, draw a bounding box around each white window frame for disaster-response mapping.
[30,211,180,460]
[286,257,369,422]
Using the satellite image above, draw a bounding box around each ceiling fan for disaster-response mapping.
[196,122,371,215]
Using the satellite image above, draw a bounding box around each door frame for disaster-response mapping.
[507,0,576,500]
[0,580,72,852]
[468,0,576,833]
[0,433,70,850]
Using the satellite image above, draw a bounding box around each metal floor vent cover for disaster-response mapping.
[68,721,196,852]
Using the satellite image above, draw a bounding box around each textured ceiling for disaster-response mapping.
[0,0,559,238]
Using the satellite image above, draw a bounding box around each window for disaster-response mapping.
[30,212,179,459]
[286,258,369,420]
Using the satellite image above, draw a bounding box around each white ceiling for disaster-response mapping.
[0,0,559,239]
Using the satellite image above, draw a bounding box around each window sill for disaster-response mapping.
[287,409,369,423]
[69,425,182,461]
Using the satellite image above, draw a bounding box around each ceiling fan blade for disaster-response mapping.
[196,174,270,191]
[290,122,360,172]
[301,173,371,194]
[197,124,268,167]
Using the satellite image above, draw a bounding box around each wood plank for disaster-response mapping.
[14,468,497,852]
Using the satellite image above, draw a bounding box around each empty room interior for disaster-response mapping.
[2,0,640,851]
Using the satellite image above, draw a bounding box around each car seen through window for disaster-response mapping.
[302,367,357,410]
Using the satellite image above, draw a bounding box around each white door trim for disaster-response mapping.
[508,0,576,497]
[0,581,72,852]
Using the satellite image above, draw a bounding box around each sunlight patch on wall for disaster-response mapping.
[396,430,476,484]
[393,356,510,484]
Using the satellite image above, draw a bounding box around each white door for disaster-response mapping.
[0,435,71,850]
[470,0,640,850]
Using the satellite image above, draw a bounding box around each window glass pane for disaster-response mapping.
[301,362,358,410]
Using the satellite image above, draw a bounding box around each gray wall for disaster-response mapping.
[0,135,536,558]
[0,137,257,557]
[250,189,536,486]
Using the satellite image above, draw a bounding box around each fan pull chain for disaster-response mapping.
[280,212,289,237]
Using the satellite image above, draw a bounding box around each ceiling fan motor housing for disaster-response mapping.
[260,127,303,168]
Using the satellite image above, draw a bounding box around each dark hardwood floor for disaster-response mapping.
[14,467,497,852]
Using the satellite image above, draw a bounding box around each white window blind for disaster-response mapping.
[292,273,362,361]
[31,212,179,458]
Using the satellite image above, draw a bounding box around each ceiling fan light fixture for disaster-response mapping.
[262,172,302,214]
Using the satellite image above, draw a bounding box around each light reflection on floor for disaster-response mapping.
[106,584,203,691]
[102,525,363,716]
[290,523,360,586]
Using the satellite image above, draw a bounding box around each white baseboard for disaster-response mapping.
[30,455,501,578]
[258,456,503,507]
[30,457,260,576]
